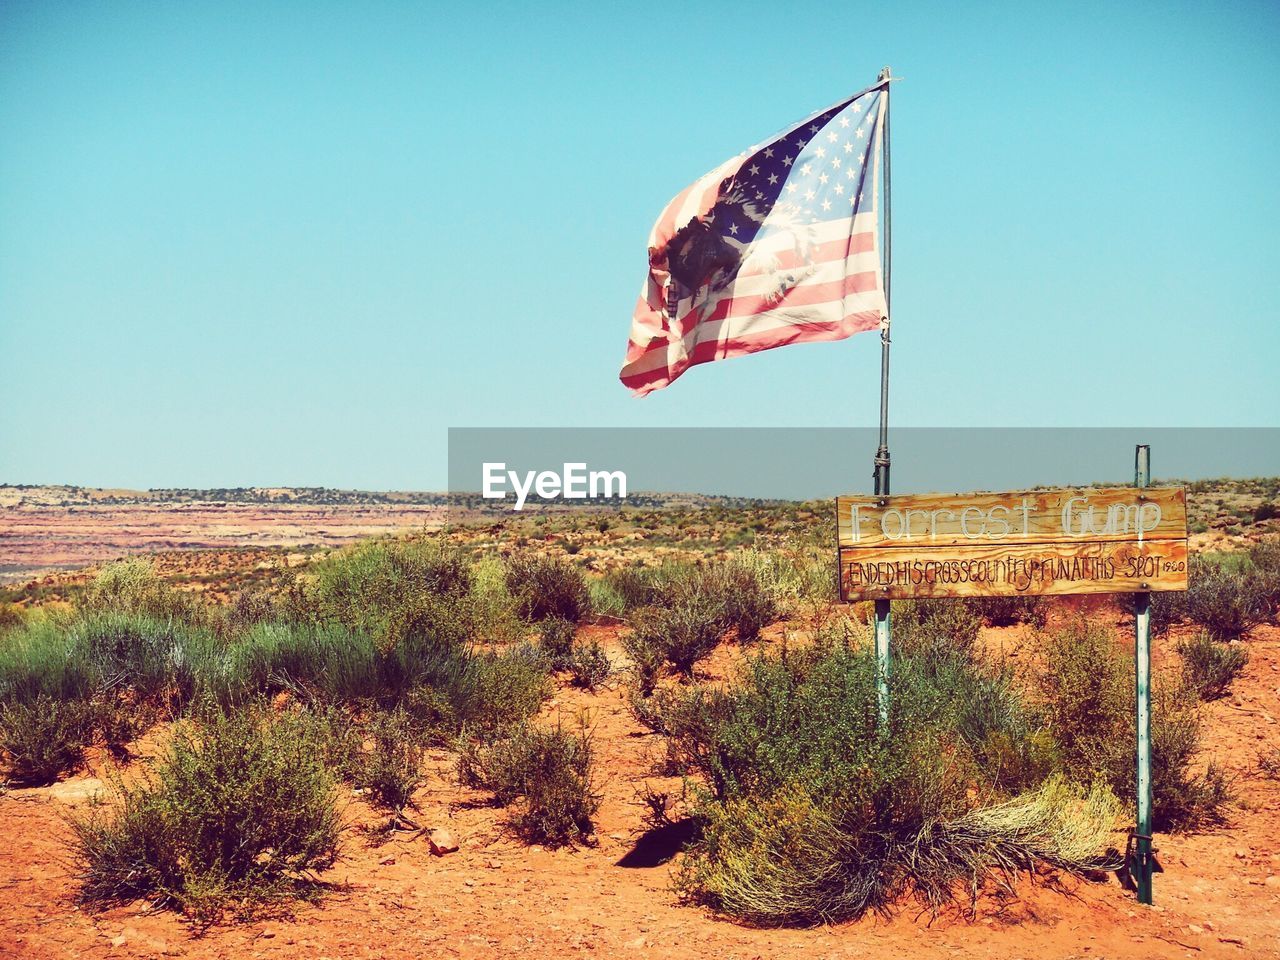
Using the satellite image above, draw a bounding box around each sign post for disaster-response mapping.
[835,457,1187,907]
[871,65,894,727]
[1133,445,1155,905]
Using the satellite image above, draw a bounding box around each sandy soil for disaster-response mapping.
[1,619,1277,960]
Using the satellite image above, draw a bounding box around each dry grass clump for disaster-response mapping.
[678,778,1120,926]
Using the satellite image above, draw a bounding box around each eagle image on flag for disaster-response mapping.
[620,79,889,396]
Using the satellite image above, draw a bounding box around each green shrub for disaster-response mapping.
[0,695,95,785]
[700,556,779,643]
[892,599,983,662]
[1250,538,1280,574]
[1177,633,1248,700]
[1180,554,1273,640]
[1149,589,1187,639]
[0,618,96,706]
[225,590,278,633]
[72,611,216,712]
[202,621,381,706]
[200,611,548,737]
[586,579,626,619]
[83,558,208,626]
[621,622,667,696]
[504,554,591,623]
[672,641,1046,807]
[1250,539,1280,608]
[0,603,25,633]
[94,693,156,759]
[538,616,577,669]
[600,566,660,613]
[1149,681,1233,830]
[459,644,551,732]
[466,556,527,644]
[1037,620,1231,830]
[302,704,364,782]
[967,595,1048,629]
[458,721,598,846]
[669,641,1116,924]
[628,595,725,678]
[1036,621,1130,787]
[308,539,473,634]
[618,558,780,679]
[357,709,424,811]
[71,708,341,921]
[568,640,611,690]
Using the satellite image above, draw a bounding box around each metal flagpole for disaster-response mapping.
[872,66,893,726]
[1132,444,1155,904]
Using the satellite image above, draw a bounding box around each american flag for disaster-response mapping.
[620,80,888,396]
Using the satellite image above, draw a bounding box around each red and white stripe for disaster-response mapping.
[620,96,887,397]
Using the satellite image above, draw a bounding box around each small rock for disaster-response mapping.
[111,936,127,948]
[379,856,396,866]
[1265,874,1280,888]
[1233,848,1248,859]
[484,858,503,869]
[259,930,276,940]
[429,828,459,856]
[1188,924,1203,935]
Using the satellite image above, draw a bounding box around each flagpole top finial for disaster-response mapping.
[877,66,892,82]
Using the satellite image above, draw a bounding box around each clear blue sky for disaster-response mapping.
[1,1,1277,490]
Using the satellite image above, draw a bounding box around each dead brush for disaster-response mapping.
[676,778,1122,926]
[905,777,1124,911]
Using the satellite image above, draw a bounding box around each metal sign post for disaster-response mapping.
[1133,444,1155,905]
[871,66,893,728]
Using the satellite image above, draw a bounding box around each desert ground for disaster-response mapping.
[1,481,1278,960]
[1,617,1277,960]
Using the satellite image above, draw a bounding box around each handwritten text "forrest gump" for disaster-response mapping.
[834,487,1189,600]
[845,495,1165,544]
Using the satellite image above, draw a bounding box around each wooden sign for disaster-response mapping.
[837,486,1188,600]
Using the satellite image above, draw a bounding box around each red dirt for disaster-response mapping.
[2,622,1278,960]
